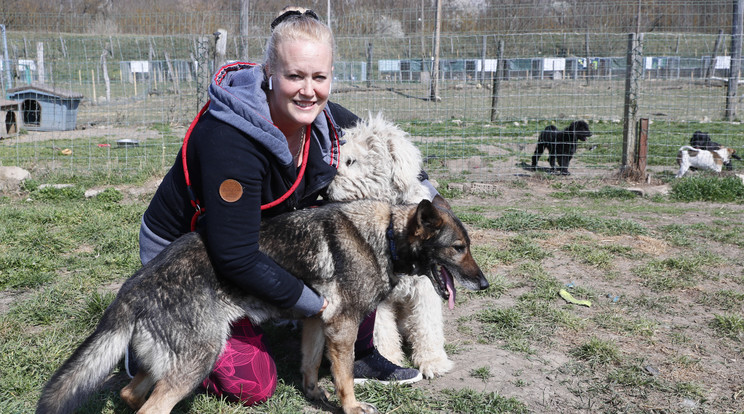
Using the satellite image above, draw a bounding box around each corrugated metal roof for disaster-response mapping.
[0,98,20,108]
[7,83,83,99]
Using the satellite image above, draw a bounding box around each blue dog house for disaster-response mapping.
[6,84,83,131]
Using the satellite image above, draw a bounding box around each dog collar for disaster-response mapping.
[386,216,399,262]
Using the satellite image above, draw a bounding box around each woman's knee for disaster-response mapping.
[202,318,278,405]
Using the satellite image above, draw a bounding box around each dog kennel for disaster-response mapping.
[6,83,83,131]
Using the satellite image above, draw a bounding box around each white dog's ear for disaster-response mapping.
[386,129,423,193]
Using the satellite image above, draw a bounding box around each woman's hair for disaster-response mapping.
[263,7,335,74]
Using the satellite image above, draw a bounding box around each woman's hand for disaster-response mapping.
[317,298,329,315]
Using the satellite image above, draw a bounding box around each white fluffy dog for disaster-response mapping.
[676,145,736,178]
[326,114,455,378]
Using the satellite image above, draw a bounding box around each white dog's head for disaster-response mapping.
[327,114,429,204]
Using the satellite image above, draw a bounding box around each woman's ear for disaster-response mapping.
[329,66,334,94]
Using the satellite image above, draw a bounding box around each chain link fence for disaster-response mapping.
[1,4,743,181]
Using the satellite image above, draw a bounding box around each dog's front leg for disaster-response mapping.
[326,317,378,414]
[373,297,405,365]
[402,276,453,378]
[301,317,331,403]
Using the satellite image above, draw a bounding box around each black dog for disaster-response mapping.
[530,120,592,175]
[689,130,740,170]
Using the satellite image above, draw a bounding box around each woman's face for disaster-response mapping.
[268,39,333,135]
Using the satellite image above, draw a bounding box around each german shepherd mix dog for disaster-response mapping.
[37,199,489,414]
[530,120,592,175]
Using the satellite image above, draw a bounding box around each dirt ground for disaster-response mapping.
[411,177,744,413]
[5,170,742,413]
[92,172,744,413]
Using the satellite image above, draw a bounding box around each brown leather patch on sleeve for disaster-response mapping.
[219,179,243,203]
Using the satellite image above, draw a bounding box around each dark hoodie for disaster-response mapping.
[142,63,358,316]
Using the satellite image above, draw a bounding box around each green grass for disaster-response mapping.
[570,337,622,367]
[710,313,744,340]
[670,175,744,203]
[479,234,551,265]
[551,185,639,200]
[458,209,648,236]
[633,252,723,291]
[4,170,744,413]
[442,388,529,414]
[470,366,493,382]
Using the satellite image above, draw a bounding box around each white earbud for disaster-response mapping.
[268,76,273,91]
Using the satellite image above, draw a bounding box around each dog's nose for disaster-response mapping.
[479,276,490,290]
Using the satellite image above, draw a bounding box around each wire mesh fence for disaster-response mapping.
[1,4,743,182]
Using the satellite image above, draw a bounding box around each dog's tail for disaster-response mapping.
[36,301,135,414]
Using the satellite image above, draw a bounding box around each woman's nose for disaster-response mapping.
[299,78,313,96]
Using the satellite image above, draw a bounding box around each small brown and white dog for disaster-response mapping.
[676,145,737,178]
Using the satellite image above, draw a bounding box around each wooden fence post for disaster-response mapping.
[726,0,743,121]
[490,39,504,123]
[366,42,373,88]
[429,0,442,102]
[636,117,649,178]
[214,29,227,73]
[621,32,644,179]
[37,42,44,84]
[101,49,110,102]
[195,36,211,112]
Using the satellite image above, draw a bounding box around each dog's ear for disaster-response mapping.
[414,199,443,239]
[386,132,423,192]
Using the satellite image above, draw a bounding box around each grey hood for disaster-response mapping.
[207,63,295,166]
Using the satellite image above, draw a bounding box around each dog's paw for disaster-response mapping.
[303,382,331,403]
[345,401,378,414]
[416,355,454,378]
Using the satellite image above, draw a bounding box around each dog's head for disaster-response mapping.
[690,131,713,148]
[406,200,490,309]
[724,147,737,162]
[327,114,428,204]
[567,120,592,142]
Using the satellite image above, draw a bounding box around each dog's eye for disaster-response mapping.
[452,245,466,254]
[346,159,356,167]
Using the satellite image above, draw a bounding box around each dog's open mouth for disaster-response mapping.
[433,264,456,310]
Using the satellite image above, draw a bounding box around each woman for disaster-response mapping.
[131,7,423,406]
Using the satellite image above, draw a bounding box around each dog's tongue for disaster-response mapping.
[444,271,456,310]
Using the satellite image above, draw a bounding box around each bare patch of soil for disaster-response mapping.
[414,178,744,413]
